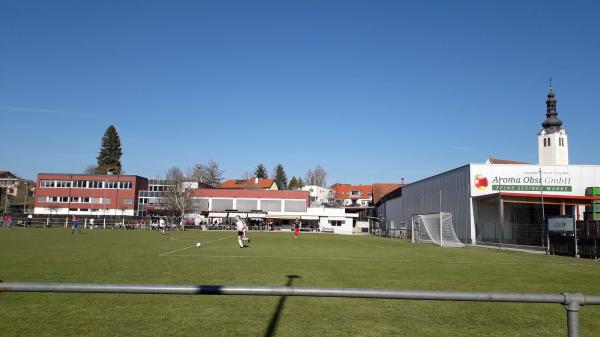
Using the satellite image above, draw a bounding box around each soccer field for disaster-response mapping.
[1,229,600,336]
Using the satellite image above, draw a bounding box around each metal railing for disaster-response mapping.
[1,282,599,336]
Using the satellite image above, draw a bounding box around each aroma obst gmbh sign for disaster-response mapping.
[469,164,600,197]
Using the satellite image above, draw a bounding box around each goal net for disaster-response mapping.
[411,212,464,247]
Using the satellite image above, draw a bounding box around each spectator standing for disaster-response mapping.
[71,215,80,234]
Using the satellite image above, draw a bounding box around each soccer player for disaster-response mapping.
[159,218,166,235]
[235,215,247,248]
[293,218,301,239]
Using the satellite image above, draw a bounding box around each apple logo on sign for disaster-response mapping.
[474,174,488,190]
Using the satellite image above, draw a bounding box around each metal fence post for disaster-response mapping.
[563,293,584,337]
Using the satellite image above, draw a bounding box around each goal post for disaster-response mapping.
[412,212,464,247]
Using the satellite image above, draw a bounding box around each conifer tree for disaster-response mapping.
[273,164,288,190]
[254,164,268,179]
[288,176,299,190]
[96,125,123,174]
[297,176,305,188]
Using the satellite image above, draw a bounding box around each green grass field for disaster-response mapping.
[1,228,600,337]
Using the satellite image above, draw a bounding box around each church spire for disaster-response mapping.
[542,77,563,133]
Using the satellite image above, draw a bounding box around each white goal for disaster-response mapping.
[411,212,464,247]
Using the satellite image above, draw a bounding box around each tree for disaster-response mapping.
[83,164,97,174]
[96,125,123,174]
[297,176,305,188]
[164,166,195,225]
[241,171,254,179]
[192,159,225,186]
[254,164,268,179]
[305,165,327,187]
[273,164,288,190]
[288,176,300,190]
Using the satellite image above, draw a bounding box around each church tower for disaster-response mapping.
[538,80,569,165]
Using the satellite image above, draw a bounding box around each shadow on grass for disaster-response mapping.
[264,275,301,337]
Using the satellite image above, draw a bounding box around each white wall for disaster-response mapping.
[538,129,569,165]
[34,207,135,216]
[302,185,334,206]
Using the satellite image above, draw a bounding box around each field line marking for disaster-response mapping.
[340,236,385,248]
[159,254,417,262]
[160,245,196,256]
[160,235,231,256]
[158,254,595,267]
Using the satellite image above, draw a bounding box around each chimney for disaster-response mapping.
[255,177,259,184]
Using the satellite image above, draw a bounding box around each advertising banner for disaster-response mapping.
[548,217,574,232]
[470,164,600,197]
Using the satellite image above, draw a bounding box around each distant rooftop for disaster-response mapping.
[485,157,530,165]
[218,178,277,190]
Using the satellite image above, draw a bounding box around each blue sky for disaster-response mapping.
[1,0,599,184]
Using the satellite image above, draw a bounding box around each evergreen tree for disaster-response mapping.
[273,164,288,190]
[96,125,123,174]
[297,176,305,188]
[254,164,268,179]
[288,176,299,190]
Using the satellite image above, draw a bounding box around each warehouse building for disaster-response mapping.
[376,85,600,246]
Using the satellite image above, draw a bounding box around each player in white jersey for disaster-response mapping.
[235,215,247,248]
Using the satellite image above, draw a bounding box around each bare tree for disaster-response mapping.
[305,165,327,187]
[83,164,97,174]
[164,167,195,226]
[192,159,225,187]
[241,171,254,180]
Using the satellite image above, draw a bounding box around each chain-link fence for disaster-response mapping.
[369,217,407,239]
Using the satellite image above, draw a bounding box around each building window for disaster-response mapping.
[37,197,46,202]
[123,198,133,205]
[548,138,551,146]
[41,180,57,188]
[330,220,343,227]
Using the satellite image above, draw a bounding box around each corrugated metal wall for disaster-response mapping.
[377,165,472,243]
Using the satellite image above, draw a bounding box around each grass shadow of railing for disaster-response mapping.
[263,275,301,337]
